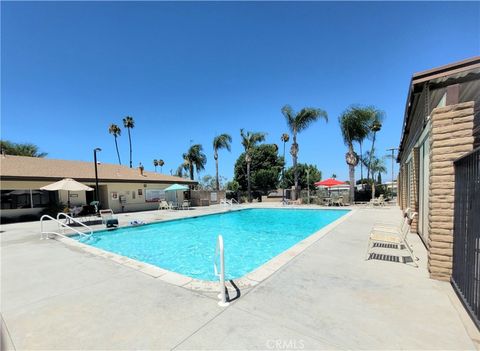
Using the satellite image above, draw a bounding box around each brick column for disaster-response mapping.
[428,101,475,281]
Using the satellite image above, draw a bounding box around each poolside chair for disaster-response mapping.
[99,209,119,228]
[333,196,344,206]
[372,208,412,232]
[365,213,418,267]
[181,200,190,210]
[158,200,172,210]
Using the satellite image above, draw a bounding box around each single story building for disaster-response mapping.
[397,56,479,281]
[0,155,197,219]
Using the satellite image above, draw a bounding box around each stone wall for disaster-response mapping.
[428,101,475,281]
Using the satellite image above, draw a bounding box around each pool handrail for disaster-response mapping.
[56,213,94,236]
[214,234,229,307]
[40,214,92,240]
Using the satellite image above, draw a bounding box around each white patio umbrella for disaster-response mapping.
[40,178,93,207]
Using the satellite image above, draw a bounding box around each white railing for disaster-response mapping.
[220,198,239,208]
[56,213,94,236]
[40,214,92,240]
[214,234,229,307]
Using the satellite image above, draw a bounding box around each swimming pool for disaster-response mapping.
[75,208,349,281]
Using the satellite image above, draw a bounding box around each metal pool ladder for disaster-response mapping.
[40,213,93,240]
[214,234,229,307]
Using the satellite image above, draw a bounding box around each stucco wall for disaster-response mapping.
[428,101,475,281]
[104,182,170,213]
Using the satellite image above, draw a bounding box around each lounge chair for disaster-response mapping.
[365,213,418,267]
[370,194,386,207]
[181,200,190,210]
[99,209,119,228]
[372,208,412,232]
[158,200,172,210]
[332,196,344,206]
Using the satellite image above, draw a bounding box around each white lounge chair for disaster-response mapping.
[158,200,171,210]
[365,213,418,267]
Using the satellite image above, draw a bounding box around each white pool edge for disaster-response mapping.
[54,206,356,293]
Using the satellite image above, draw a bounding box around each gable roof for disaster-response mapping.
[0,155,196,184]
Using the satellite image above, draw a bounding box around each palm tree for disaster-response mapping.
[339,107,372,202]
[153,159,159,172]
[280,133,290,202]
[158,159,165,173]
[370,156,387,199]
[348,106,372,185]
[240,129,266,202]
[0,140,47,157]
[175,162,188,178]
[183,144,207,180]
[365,108,384,180]
[108,124,122,165]
[281,105,328,200]
[122,116,135,168]
[213,134,232,191]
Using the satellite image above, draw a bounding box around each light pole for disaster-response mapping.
[93,148,102,203]
[306,169,310,204]
[281,133,289,204]
[386,147,398,196]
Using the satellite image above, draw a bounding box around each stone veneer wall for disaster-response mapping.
[428,101,475,281]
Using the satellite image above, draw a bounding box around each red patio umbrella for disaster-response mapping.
[314,178,346,187]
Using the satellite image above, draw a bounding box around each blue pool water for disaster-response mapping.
[75,208,349,280]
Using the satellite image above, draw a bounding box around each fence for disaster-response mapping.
[452,147,480,330]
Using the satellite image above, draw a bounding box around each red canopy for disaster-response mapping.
[314,178,346,187]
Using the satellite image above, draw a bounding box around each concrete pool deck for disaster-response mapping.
[1,204,479,350]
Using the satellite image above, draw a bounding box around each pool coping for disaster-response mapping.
[53,206,356,293]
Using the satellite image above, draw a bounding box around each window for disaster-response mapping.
[1,189,52,209]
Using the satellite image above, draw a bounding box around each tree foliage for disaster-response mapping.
[233,144,284,195]
[0,140,47,157]
[283,163,322,190]
[198,174,227,190]
[182,144,207,180]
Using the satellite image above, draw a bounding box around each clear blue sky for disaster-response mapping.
[2,1,479,182]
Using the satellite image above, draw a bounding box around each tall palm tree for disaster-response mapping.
[122,116,135,168]
[370,156,387,199]
[367,109,384,180]
[339,107,371,202]
[280,133,290,202]
[175,162,189,178]
[153,159,159,172]
[158,159,165,173]
[213,134,232,191]
[240,129,266,202]
[183,144,207,180]
[108,124,122,165]
[281,105,328,200]
[348,106,372,184]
